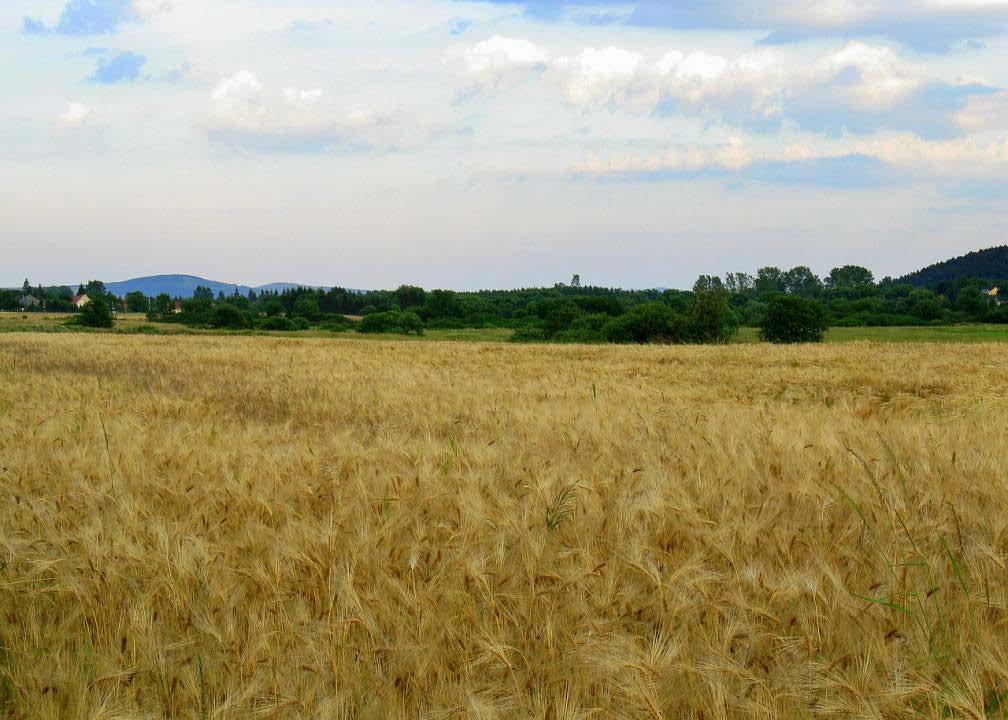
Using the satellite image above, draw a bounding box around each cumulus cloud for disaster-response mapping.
[209,71,401,152]
[453,37,996,136]
[446,36,550,95]
[552,47,647,106]
[788,42,997,137]
[59,101,92,127]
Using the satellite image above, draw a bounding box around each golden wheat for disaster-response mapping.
[1,333,1007,719]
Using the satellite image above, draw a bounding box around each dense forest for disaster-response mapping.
[4,252,1006,343]
[899,246,1008,287]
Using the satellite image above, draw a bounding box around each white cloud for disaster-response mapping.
[209,71,400,151]
[574,132,1008,180]
[553,47,646,106]
[810,42,924,109]
[59,102,92,128]
[575,137,756,175]
[131,0,173,20]
[451,37,990,135]
[448,36,550,92]
[955,91,1008,131]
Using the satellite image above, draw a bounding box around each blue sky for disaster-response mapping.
[2,0,1007,289]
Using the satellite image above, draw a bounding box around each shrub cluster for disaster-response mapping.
[759,295,829,344]
[358,310,424,336]
[511,280,739,345]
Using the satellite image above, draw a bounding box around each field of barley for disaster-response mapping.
[1,333,1007,719]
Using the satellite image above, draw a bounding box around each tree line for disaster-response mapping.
[6,263,1006,343]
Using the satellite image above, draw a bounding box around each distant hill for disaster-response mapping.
[102,275,328,298]
[900,246,1008,287]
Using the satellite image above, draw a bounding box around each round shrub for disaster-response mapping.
[211,303,252,329]
[603,303,683,344]
[759,295,829,343]
[258,316,295,331]
[358,310,424,336]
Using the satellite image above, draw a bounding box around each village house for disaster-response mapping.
[19,295,41,311]
[173,300,184,314]
[71,294,90,308]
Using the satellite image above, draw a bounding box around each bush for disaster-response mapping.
[510,325,547,343]
[603,303,683,344]
[291,317,311,331]
[358,310,424,336]
[759,295,829,343]
[320,316,356,333]
[553,313,610,343]
[211,303,251,329]
[291,296,321,322]
[258,316,295,331]
[77,296,114,328]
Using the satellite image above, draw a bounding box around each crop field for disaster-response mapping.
[1,333,1007,719]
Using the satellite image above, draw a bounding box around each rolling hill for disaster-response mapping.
[102,275,328,298]
[900,246,1008,287]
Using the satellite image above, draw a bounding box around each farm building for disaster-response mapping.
[71,294,90,308]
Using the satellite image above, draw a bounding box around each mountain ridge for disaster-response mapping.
[100,274,331,298]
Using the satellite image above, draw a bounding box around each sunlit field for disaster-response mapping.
[2,333,1007,719]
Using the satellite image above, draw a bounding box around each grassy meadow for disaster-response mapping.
[4,310,1008,344]
[1,333,1008,718]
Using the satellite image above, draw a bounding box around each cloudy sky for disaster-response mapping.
[2,0,1007,289]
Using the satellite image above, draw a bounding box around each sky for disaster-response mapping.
[2,0,1007,290]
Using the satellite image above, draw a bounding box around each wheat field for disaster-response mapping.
[1,333,1007,719]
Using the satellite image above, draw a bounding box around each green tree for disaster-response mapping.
[755,267,785,295]
[291,296,321,322]
[542,299,581,338]
[152,294,173,318]
[78,294,114,328]
[83,280,108,299]
[759,295,829,343]
[688,276,738,343]
[396,285,426,310]
[425,289,459,318]
[724,272,754,294]
[782,266,822,298]
[211,303,251,329]
[826,265,874,290]
[261,297,285,317]
[125,291,148,313]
